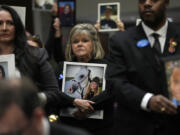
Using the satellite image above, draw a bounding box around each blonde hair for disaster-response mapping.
[65,23,105,61]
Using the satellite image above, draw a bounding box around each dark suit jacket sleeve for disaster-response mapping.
[90,79,113,110]
[107,32,147,111]
[37,48,60,105]
[50,123,91,135]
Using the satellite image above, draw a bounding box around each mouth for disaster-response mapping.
[143,10,154,15]
[0,33,10,37]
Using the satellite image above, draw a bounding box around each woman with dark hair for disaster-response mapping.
[0,65,5,79]
[0,5,93,115]
[0,5,60,112]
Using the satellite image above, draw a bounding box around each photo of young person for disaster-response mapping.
[84,77,101,100]
[61,62,106,119]
[165,60,180,106]
[98,2,120,32]
[58,1,75,26]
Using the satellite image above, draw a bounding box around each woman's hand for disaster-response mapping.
[53,18,61,38]
[73,98,95,112]
[94,21,100,31]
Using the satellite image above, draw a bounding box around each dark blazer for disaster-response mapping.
[50,123,91,135]
[56,59,114,135]
[16,45,59,109]
[106,23,180,135]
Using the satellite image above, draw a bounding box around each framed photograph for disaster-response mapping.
[61,62,107,119]
[32,0,54,11]
[164,56,180,106]
[0,54,16,79]
[98,2,120,32]
[58,0,76,27]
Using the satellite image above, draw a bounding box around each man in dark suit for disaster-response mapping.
[0,78,90,135]
[107,0,180,135]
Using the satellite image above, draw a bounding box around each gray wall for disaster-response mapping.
[33,0,180,43]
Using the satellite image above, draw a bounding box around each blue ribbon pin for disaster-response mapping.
[58,74,63,80]
[137,39,149,48]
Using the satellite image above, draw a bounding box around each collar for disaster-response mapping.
[142,20,168,37]
[42,118,50,135]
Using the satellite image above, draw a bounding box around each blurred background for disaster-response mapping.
[0,0,180,44]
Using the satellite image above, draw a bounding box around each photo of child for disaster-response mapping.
[165,60,180,106]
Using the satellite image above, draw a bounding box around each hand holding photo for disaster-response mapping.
[61,62,107,119]
[98,2,120,32]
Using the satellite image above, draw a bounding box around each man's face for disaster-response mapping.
[170,67,180,101]
[105,9,112,19]
[138,0,169,28]
[0,104,28,135]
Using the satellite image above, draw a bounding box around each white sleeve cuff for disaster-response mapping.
[140,93,154,111]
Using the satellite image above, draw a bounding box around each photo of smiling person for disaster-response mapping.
[98,2,120,32]
[84,77,101,100]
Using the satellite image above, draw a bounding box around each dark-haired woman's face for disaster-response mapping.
[0,10,15,44]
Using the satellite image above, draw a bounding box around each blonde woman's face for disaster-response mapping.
[72,34,93,60]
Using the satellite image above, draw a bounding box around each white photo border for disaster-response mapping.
[61,61,107,119]
[98,2,120,32]
[0,54,16,78]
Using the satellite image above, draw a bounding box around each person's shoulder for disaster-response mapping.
[50,123,91,135]
[25,45,49,62]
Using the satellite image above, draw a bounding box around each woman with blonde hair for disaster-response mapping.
[65,23,105,62]
[56,23,114,135]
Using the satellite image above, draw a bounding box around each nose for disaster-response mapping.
[144,0,152,8]
[2,23,7,31]
[77,41,83,47]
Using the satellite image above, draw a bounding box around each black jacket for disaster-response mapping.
[50,123,90,135]
[107,23,180,135]
[15,45,59,108]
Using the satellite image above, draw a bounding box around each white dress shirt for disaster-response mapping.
[140,20,168,111]
[42,118,50,135]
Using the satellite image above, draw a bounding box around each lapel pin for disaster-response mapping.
[168,38,178,54]
[137,39,149,48]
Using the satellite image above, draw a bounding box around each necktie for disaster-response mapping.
[152,33,161,54]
